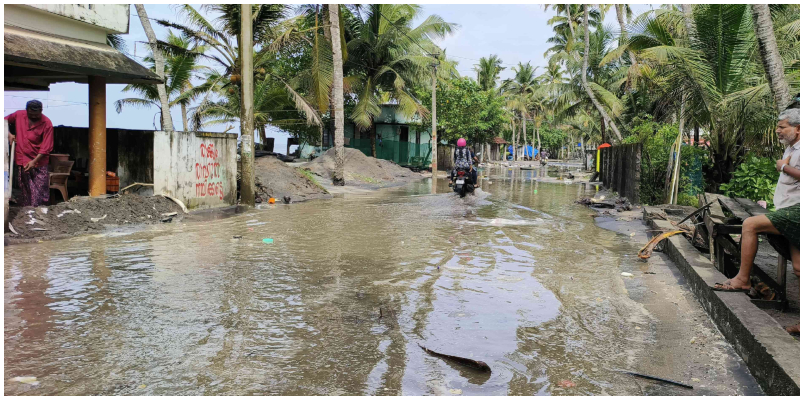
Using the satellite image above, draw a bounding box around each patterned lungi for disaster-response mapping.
[766,203,800,260]
[16,165,49,207]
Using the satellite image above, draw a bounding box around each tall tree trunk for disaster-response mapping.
[330,4,345,186]
[521,112,527,161]
[370,124,377,158]
[239,4,255,206]
[135,4,174,131]
[536,125,542,158]
[616,5,637,65]
[680,4,696,40]
[600,116,606,143]
[258,125,267,150]
[531,116,536,160]
[322,5,336,153]
[582,5,622,141]
[181,102,188,131]
[510,119,515,160]
[567,6,575,39]
[694,124,699,147]
[751,4,792,112]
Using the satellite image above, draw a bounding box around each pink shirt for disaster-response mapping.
[5,110,54,168]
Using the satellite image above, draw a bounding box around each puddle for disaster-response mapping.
[3,167,761,395]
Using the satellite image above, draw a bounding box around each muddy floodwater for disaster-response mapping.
[5,167,762,395]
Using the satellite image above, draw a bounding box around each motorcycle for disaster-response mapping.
[450,167,475,198]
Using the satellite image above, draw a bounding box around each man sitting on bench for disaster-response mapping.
[713,108,800,335]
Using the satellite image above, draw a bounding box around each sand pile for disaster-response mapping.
[253,156,330,203]
[6,194,183,241]
[302,148,424,187]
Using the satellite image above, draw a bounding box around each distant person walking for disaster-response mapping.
[5,100,54,207]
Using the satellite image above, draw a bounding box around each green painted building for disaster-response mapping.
[301,104,432,166]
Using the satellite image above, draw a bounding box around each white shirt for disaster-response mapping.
[774,140,800,209]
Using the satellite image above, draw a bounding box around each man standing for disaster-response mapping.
[5,100,54,207]
[713,108,800,333]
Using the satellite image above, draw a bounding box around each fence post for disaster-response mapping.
[634,144,642,203]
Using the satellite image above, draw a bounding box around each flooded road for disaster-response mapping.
[5,167,761,395]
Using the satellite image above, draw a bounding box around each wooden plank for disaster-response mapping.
[714,224,743,236]
[716,234,740,257]
[735,197,768,216]
[717,194,751,221]
[704,192,726,220]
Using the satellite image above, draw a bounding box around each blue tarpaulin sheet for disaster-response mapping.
[508,145,538,157]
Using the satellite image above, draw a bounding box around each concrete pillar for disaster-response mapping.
[88,76,106,197]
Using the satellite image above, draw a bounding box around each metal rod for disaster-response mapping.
[613,369,693,389]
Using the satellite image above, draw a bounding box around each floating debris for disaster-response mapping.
[263,238,274,244]
[621,272,634,277]
[10,376,39,385]
[419,344,491,373]
[90,214,107,223]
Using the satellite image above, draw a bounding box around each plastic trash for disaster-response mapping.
[263,238,274,244]
[558,380,576,388]
[621,272,634,277]
[269,198,276,204]
[534,189,538,193]
[10,376,38,385]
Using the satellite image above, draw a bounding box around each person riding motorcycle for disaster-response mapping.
[452,138,479,188]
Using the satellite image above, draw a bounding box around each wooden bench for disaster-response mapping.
[697,192,789,310]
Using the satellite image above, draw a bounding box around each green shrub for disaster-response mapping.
[621,114,711,205]
[719,155,777,209]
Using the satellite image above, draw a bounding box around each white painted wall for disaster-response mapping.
[153,131,238,210]
[4,4,129,44]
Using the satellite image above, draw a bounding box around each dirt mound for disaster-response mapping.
[6,194,183,241]
[253,156,330,203]
[302,148,424,187]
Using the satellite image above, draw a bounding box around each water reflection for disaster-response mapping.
[5,167,756,395]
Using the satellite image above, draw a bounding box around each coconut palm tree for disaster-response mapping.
[114,31,204,131]
[581,5,623,141]
[155,5,323,138]
[345,4,457,157]
[501,62,539,161]
[474,55,506,91]
[329,4,346,186]
[610,4,800,185]
[751,4,792,112]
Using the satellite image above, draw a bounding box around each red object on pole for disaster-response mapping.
[597,143,612,150]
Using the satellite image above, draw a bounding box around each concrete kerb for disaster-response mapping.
[643,207,800,395]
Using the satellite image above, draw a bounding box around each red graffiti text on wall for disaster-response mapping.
[195,143,225,200]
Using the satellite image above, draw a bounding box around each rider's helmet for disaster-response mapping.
[457,138,467,147]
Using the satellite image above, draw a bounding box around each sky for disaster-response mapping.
[4,4,653,154]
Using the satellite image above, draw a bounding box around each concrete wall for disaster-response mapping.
[154,131,238,210]
[52,126,154,195]
[5,4,128,44]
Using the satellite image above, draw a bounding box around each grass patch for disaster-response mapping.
[352,173,381,184]
[296,168,329,193]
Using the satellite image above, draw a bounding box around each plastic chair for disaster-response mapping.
[49,160,74,203]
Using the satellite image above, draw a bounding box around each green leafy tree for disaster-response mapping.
[114,31,203,131]
[416,77,506,146]
[344,4,457,157]
[474,54,506,91]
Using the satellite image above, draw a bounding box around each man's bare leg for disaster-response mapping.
[714,215,781,290]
